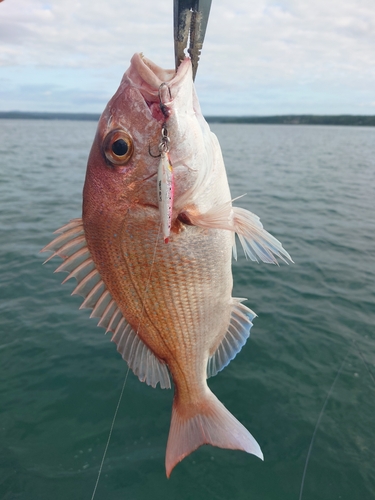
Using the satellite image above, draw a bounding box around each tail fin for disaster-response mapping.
[165,390,263,477]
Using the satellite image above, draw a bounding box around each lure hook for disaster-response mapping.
[159,83,172,119]
[148,143,161,158]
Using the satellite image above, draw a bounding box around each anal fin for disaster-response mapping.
[207,298,256,378]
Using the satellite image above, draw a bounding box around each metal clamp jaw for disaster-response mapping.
[174,0,212,80]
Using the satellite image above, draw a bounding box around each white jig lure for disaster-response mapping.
[157,150,174,243]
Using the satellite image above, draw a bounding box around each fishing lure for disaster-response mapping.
[157,148,174,243]
[156,94,174,243]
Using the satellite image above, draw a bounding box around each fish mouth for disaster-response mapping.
[128,53,192,106]
[132,53,175,87]
[132,52,191,87]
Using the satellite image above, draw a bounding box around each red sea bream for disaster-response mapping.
[42,53,292,476]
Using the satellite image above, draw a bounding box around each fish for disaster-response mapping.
[41,53,292,477]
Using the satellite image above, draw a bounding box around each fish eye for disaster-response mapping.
[103,129,134,166]
[112,138,128,156]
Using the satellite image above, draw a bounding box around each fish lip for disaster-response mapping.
[127,54,193,119]
[131,53,192,91]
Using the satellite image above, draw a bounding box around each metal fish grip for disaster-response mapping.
[174,0,212,80]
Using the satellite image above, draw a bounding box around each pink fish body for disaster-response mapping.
[42,54,292,476]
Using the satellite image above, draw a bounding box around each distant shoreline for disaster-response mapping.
[0,111,375,126]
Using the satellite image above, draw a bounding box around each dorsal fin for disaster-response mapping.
[41,219,171,389]
[112,321,171,389]
[207,298,256,378]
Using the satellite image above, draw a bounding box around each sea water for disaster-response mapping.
[0,119,374,499]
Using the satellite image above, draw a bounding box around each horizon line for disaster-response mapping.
[0,111,374,126]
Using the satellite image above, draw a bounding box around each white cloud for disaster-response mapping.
[0,0,174,68]
[0,0,374,114]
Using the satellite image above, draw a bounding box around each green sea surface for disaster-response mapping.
[0,119,374,499]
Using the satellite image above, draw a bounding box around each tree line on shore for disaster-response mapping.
[1,111,374,126]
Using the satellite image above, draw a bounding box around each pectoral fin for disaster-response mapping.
[183,202,293,264]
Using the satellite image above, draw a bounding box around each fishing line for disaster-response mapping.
[91,224,161,500]
[298,348,351,500]
[90,367,129,500]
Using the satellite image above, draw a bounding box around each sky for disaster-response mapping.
[0,0,374,116]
